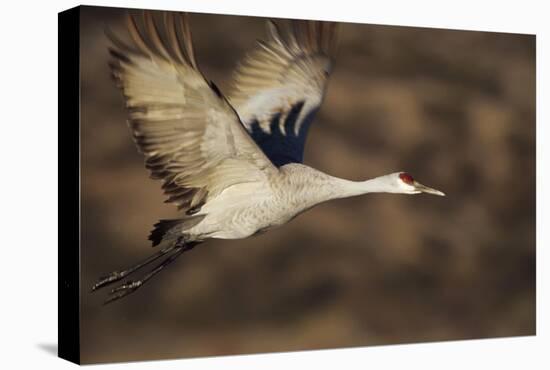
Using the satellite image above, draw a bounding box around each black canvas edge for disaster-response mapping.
[58,5,81,365]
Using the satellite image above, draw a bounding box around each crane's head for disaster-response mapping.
[390,172,445,196]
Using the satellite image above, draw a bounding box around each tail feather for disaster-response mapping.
[148,215,205,247]
[149,219,180,246]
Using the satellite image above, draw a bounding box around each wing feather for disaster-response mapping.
[108,11,276,214]
[230,18,339,166]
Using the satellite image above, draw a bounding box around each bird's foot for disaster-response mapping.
[91,270,128,291]
[103,280,143,304]
[112,280,143,292]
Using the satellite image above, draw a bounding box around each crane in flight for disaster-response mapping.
[92,11,445,303]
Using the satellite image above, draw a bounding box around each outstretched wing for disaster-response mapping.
[108,11,277,215]
[229,19,339,166]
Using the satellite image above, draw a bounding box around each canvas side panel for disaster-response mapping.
[58,5,81,365]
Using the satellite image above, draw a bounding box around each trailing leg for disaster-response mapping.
[91,244,176,292]
[102,241,199,304]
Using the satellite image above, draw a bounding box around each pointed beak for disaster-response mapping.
[413,181,446,196]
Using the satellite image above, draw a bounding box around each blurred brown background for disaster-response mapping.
[79,6,535,364]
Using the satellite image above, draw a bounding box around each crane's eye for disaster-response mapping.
[399,172,415,185]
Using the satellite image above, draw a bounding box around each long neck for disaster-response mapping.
[278,165,396,212]
[280,164,391,209]
[323,175,393,201]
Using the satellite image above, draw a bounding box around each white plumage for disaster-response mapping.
[93,11,444,303]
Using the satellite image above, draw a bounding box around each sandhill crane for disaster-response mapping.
[92,11,445,303]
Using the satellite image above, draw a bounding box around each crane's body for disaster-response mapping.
[187,164,354,240]
[92,11,444,303]
[181,165,429,241]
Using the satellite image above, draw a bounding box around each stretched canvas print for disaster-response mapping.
[58,5,536,365]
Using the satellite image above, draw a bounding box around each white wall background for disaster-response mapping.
[0,0,546,368]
